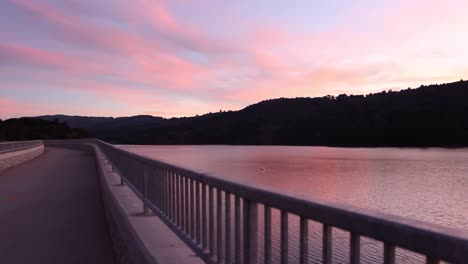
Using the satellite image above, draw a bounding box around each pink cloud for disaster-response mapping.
[2,0,468,119]
[7,0,228,95]
[0,97,115,119]
[0,98,30,119]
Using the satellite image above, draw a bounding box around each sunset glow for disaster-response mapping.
[1,0,468,119]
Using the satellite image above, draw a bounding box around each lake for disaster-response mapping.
[118,145,468,263]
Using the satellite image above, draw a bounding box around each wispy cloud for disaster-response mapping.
[1,0,467,118]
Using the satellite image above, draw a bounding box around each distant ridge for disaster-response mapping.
[36,80,468,147]
[0,118,88,141]
[37,115,164,143]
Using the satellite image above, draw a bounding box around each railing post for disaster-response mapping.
[202,183,207,250]
[235,196,241,263]
[185,177,189,234]
[177,174,181,228]
[281,210,288,264]
[143,167,149,215]
[225,192,231,263]
[350,233,360,264]
[209,186,215,258]
[217,189,223,262]
[190,179,195,241]
[164,170,169,215]
[120,169,125,185]
[426,256,440,264]
[322,224,332,264]
[170,171,174,221]
[243,199,258,264]
[384,243,395,264]
[265,205,272,264]
[299,216,308,264]
[196,180,201,245]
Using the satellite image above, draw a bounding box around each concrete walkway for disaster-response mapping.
[0,147,116,264]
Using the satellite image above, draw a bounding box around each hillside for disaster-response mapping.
[37,80,468,147]
[0,118,89,141]
[37,115,164,142]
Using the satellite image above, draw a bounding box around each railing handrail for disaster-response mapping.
[0,140,43,154]
[0,140,43,145]
[47,139,468,263]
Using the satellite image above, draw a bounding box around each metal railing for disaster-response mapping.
[0,140,43,154]
[54,139,468,263]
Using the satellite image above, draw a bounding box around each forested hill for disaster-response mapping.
[37,115,163,142]
[39,80,468,147]
[0,118,89,141]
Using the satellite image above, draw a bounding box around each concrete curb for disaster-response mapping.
[0,145,44,172]
[94,146,158,264]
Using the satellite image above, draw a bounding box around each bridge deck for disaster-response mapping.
[0,147,115,264]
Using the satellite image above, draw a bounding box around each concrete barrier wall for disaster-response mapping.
[0,145,44,172]
[47,143,152,264]
[45,143,202,264]
[94,146,158,264]
[45,143,151,264]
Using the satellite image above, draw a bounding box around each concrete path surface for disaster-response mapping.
[0,147,116,264]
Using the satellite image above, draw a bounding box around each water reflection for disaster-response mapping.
[118,145,468,263]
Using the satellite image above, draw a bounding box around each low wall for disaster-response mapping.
[0,145,44,172]
[94,145,157,264]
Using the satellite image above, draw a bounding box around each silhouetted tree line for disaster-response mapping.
[40,80,468,147]
[0,118,89,141]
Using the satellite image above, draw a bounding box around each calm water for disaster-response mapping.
[118,145,468,263]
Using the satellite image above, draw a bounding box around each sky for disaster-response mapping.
[1,0,468,119]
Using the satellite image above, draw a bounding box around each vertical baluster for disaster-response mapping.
[158,169,162,210]
[190,179,195,241]
[174,173,178,221]
[169,171,174,221]
[159,169,163,212]
[150,167,155,208]
[143,166,149,214]
[299,216,308,264]
[176,174,180,228]
[322,224,332,264]
[146,167,152,205]
[350,233,360,264]
[173,172,177,223]
[243,199,258,264]
[209,186,215,258]
[120,170,125,185]
[179,174,184,229]
[264,206,272,264]
[196,180,201,245]
[174,172,178,223]
[163,169,167,215]
[217,189,223,263]
[166,171,171,219]
[235,196,241,264]
[160,169,164,211]
[180,175,184,229]
[155,168,160,210]
[225,192,231,264]
[281,210,288,264]
[156,169,160,211]
[426,256,439,264]
[155,168,159,208]
[383,243,395,264]
[202,183,208,250]
[185,176,189,234]
[166,171,170,216]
